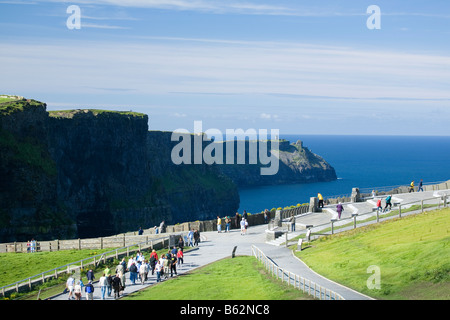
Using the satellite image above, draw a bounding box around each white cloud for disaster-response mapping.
[1,38,450,102]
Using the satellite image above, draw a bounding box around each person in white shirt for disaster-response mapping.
[99,273,107,300]
[66,275,75,300]
[139,261,149,284]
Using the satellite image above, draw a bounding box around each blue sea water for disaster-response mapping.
[238,135,450,213]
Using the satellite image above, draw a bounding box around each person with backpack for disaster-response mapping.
[129,261,138,285]
[85,280,94,300]
[383,195,392,213]
[86,269,95,283]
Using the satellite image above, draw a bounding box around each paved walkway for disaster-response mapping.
[49,189,448,301]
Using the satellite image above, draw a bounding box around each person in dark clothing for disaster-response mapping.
[193,229,200,246]
[150,255,157,275]
[86,269,95,282]
[112,275,122,299]
[169,253,177,277]
[235,212,240,228]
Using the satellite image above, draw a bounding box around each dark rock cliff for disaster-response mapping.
[0,97,336,242]
[0,101,239,241]
[215,139,337,187]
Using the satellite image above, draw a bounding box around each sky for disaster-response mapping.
[1,1,449,136]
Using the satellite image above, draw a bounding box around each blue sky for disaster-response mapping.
[1,1,449,135]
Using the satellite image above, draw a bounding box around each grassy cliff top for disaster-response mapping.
[48,109,147,119]
[0,98,46,116]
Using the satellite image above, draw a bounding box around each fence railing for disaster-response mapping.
[251,245,344,300]
[0,233,184,298]
[358,180,449,195]
[318,194,449,240]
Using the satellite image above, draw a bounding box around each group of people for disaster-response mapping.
[65,243,188,300]
[409,179,424,193]
[216,211,251,235]
[26,239,37,253]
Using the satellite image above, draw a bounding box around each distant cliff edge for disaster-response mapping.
[0,97,335,242]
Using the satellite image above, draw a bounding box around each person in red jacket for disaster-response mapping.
[376,198,382,213]
[177,248,184,266]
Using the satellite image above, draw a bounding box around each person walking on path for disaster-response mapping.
[418,179,424,192]
[376,198,382,213]
[112,274,122,299]
[139,260,148,284]
[169,253,178,277]
[225,216,231,232]
[318,193,324,208]
[289,213,296,232]
[336,203,344,219]
[99,273,107,300]
[217,216,222,233]
[66,275,75,300]
[155,261,162,282]
[383,195,392,212]
[264,209,269,224]
[235,212,240,229]
[409,180,415,193]
[240,218,246,235]
[193,229,200,246]
[104,266,112,297]
[177,248,184,266]
[129,261,138,284]
[74,280,82,300]
[86,269,95,283]
[85,280,94,300]
[187,229,194,247]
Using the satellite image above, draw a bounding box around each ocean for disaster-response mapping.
[237,135,450,213]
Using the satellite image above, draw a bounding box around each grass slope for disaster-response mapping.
[294,207,450,300]
[125,256,312,300]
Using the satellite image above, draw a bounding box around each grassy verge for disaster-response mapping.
[125,256,314,300]
[293,207,450,300]
[1,246,187,300]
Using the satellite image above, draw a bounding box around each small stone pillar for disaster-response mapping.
[309,197,318,212]
[351,188,361,203]
[274,210,282,227]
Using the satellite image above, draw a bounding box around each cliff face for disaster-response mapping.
[0,101,239,241]
[215,139,337,187]
[0,97,335,242]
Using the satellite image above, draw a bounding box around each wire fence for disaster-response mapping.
[251,245,344,300]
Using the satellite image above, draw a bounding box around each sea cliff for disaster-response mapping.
[0,97,336,242]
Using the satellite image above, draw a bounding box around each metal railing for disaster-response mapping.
[251,245,344,300]
[321,194,449,238]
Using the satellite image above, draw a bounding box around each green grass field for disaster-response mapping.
[124,256,312,300]
[294,207,450,300]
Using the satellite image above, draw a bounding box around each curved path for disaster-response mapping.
[50,189,448,301]
[50,223,372,300]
